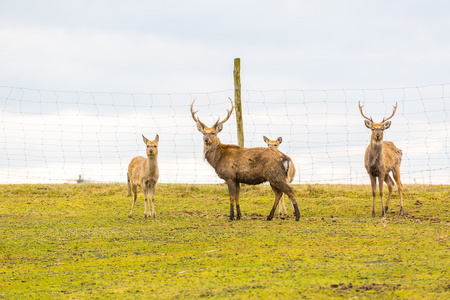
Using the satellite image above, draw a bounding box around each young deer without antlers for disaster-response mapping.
[358,101,404,217]
[191,98,300,221]
[127,134,160,219]
[263,136,295,218]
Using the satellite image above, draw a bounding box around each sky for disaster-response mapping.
[1,1,450,93]
[0,1,449,184]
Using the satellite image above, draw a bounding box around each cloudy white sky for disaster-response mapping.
[1,1,450,92]
[0,1,449,184]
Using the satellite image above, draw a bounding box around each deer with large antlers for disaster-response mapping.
[263,136,295,218]
[358,101,404,217]
[191,98,300,221]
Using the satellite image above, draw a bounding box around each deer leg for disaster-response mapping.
[127,173,132,197]
[143,184,150,219]
[267,184,283,221]
[277,198,282,216]
[369,175,377,217]
[272,181,300,221]
[278,195,288,219]
[129,184,138,218]
[393,170,404,216]
[150,183,156,219]
[285,189,300,221]
[378,175,385,217]
[235,182,241,220]
[226,180,238,221]
[384,175,394,213]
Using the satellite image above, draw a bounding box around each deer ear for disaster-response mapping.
[142,135,149,144]
[263,136,269,144]
[155,134,159,143]
[215,123,223,133]
[196,122,204,133]
[277,137,282,144]
[383,121,392,130]
[364,120,372,129]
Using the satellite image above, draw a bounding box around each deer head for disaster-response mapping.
[142,134,159,157]
[358,101,397,142]
[263,136,282,149]
[191,98,234,146]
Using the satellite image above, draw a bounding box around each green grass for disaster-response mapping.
[1,183,449,299]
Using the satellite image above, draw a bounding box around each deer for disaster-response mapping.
[263,136,282,149]
[191,98,300,221]
[263,136,295,218]
[127,134,160,219]
[358,101,404,217]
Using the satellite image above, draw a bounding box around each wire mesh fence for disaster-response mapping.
[1,84,449,184]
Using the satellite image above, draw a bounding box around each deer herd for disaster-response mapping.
[127,99,404,221]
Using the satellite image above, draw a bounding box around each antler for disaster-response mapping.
[190,98,206,128]
[213,97,234,128]
[358,101,373,122]
[382,102,398,123]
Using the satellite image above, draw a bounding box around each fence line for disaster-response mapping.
[0,84,449,184]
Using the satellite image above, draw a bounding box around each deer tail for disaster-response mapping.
[281,156,296,182]
[282,157,290,176]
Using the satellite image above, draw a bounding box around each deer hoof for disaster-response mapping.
[128,214,133,218]
[266,216,273,221]
[398,207,404,216]
[384,206,389,212]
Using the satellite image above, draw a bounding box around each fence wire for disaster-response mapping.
[0,84,449,184]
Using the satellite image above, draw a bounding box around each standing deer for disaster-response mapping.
[191,98,300,221]
[263,136,295,218]
[127,134,160,219]
[358,101,404,217]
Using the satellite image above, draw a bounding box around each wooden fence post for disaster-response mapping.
[234,58,244,147]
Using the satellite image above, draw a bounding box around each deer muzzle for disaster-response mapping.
[204,137,212,145]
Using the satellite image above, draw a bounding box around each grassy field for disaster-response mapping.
[0,183,449,299]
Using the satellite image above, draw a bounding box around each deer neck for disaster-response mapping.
[204,142,223,168]
[146,155,159,177]
[368,140,384,175]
